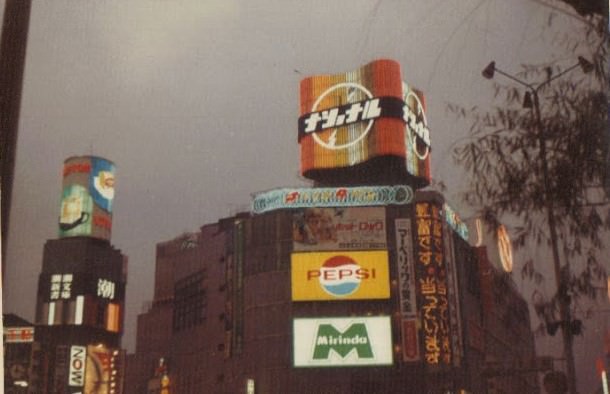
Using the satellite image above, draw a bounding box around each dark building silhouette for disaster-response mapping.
[126,191,539,393]
[0,0,32,277]
[3,314,37,393]
[29,156,127,393]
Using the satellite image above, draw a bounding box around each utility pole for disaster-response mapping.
[481,56,594,394]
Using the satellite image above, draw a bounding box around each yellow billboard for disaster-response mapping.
[291,251,390,301]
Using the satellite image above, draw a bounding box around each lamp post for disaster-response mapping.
[481,56,593,394]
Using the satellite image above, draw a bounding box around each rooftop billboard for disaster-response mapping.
[59,156,115,241]
[299,59,431,186]
[251,184,412,214]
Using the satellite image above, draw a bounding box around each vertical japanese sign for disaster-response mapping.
[394,218,419,362]
[414,202,452,366]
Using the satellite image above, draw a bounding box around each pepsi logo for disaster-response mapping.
[307,255,376,297]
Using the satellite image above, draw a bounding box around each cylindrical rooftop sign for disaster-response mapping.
[58,156,115,241]
[298,59,431,187]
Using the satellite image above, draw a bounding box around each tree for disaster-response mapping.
[449,5,608,393]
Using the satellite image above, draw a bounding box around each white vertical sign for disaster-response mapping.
[69,345,86,387]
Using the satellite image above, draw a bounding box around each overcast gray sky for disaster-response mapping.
[3,0,607,391]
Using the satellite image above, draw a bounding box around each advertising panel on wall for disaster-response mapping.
[68,345,86,388]
[39,272,124,302]
[252,184,412,214]
[298,59,431,185]
[413,201,453,367]
[291,250,390,301]
[85,345,118,393]
[3,326,34,343]
[59,156,115,241]
[293,207,386,251]
[394,218,420,362]
[293,316,393,367]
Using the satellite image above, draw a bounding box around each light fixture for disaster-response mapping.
[577,56,594,74]
[482,61,496,79]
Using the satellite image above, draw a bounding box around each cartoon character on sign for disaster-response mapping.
[293,208,337,245]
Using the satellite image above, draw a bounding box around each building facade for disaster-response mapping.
[126,59,538,393]
[28,156,127,394]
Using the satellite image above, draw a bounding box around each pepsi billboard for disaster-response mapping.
[291,251,390,301]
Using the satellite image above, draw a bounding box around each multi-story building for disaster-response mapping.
[29,156,127,393]
[126,59,538,393]
[3,314,36,393]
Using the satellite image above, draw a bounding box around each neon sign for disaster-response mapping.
[414,202,452,366]
[443,203,469,241]
[497,225,513,273]
[252,185,412,214]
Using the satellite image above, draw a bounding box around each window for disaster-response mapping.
[173,270,207,331]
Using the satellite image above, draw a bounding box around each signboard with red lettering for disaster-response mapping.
[3,326,34,343]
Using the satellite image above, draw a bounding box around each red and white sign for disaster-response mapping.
[3,327,34,343]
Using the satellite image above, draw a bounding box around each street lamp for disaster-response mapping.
[481,56,593,394]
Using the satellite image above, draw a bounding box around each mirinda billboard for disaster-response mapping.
[59,156,115,241]
[299,59,431,185]
[291,250,390,301]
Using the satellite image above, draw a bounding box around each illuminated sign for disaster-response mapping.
[293,207,386,251]
[394,219,420,362]
[89,157,115,212]
[414,202,452,366]
[59,156,115,241]
[299,59,431,185]
[246,379,255,394]
[3,327,34,343]
[85,345,113,393]
[443,203,468,241]
[50,274,73,300]
[97,278,116,299]
[293,317,392,367]
[59,185,93,236]
[497,224,513,273]
[298,84,404,149]
[252,185,412,214]
[291,251,390,301]
[69,346,86,387]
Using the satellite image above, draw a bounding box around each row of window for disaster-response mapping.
[173,270,207,332]
[36,295,121,333]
